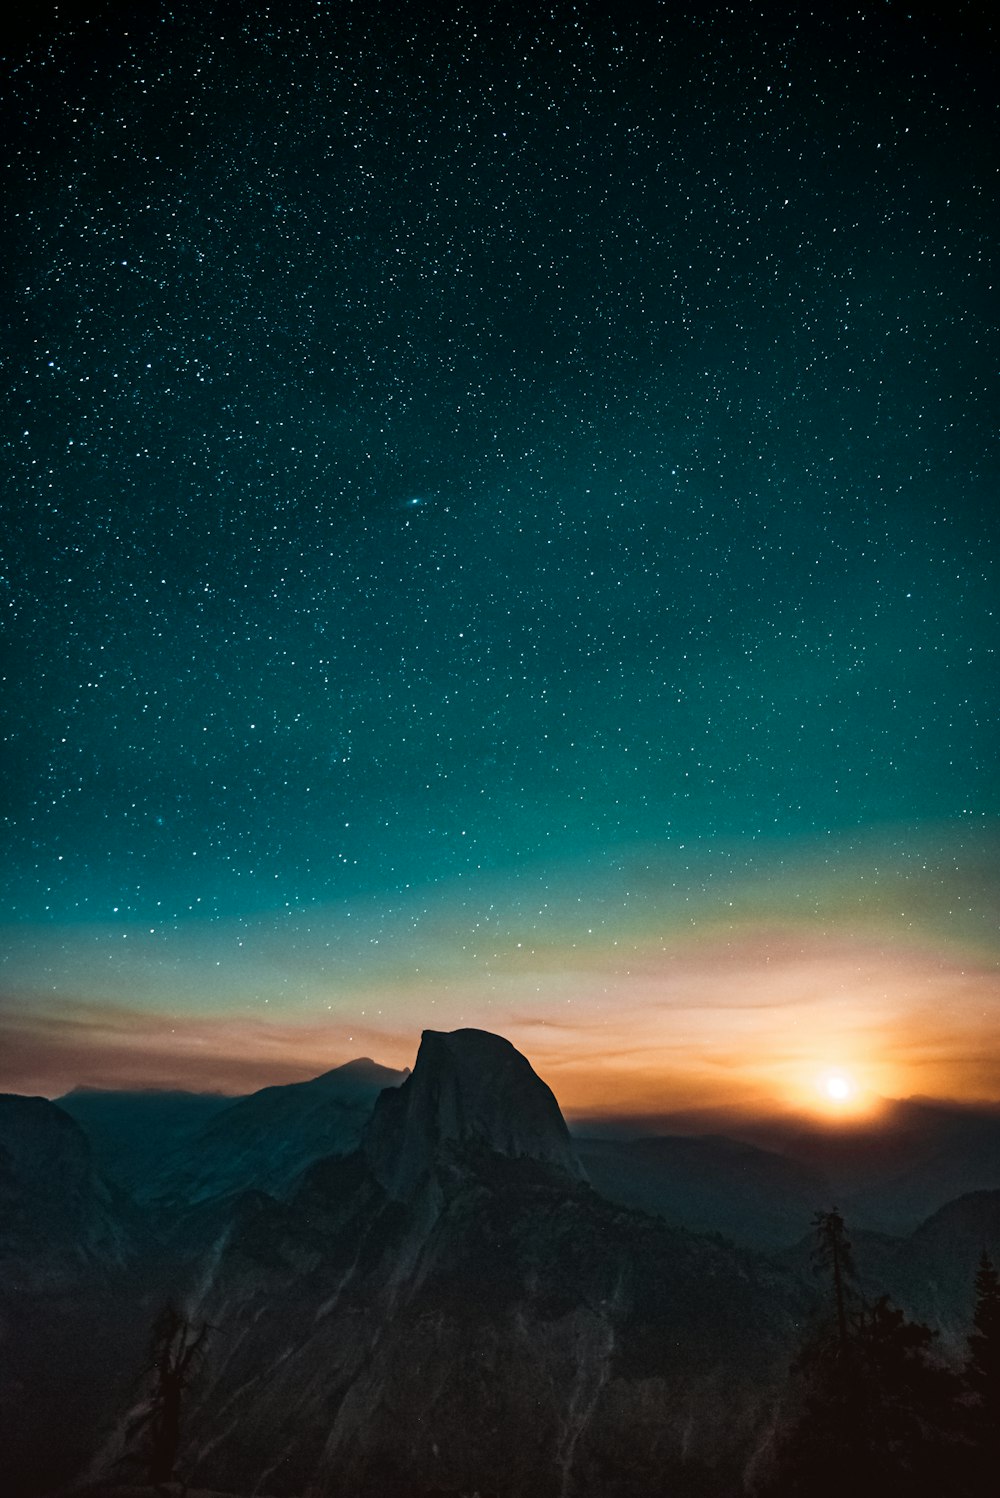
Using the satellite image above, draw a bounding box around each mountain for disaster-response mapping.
[733,1098,1000,1236]
[778,1188,1000,1360]
[879,1189,1000,1349]
[840,1101,1000,1233]
[364,1027,585,1197]
[91,1030,809,1498]
[140,1057,409,1206]
[576,1133,828,1250]
[0,1093,137,1289]
[17,1035,999,1498]
[0,1096,148,1497]
[57,1087,236,1194]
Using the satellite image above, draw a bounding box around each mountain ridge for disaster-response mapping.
[142,1057,410,1206]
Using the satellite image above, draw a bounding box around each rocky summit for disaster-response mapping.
[363,1026,587,1197]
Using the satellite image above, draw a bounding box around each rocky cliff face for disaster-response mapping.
[0,1094,137,1289]
[183,1162,804,1497]
[364,1028,586,1198]
[0,1096,148,1498]
[138,1031,807,1498]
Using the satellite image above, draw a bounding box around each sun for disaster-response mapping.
[824,1073,853,1102]
[814,1069,864,1112]
[784,1063,889,1123]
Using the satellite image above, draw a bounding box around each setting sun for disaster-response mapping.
[806,1067,884,1120]
[824,1073,853,1103]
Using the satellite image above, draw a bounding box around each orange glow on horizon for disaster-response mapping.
[1,848,999,1113]
[778,1067,887,1124]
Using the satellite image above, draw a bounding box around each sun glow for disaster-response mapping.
[824,1073,853,1102]
[809,1067,876,1118]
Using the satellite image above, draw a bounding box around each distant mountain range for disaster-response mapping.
[3,1036,998,1497]
[573,1096,1000,1243]
[56,1087,236,1193]
[59,1058,409,1205]
[733,1097,1000,1235]
[58,1069,1000,1248]
[575,1133,827,1251]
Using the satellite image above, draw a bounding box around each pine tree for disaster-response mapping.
[810,1208,856,1358]
[966,1252,1000,1407]
[126,1305,210,1486]
[761,1209,864,1495]
[852,1295,961,1494]
[965,1252,1000,1493]
[764,1213,963,1497]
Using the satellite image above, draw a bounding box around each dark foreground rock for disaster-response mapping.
[127,1032,809,1498]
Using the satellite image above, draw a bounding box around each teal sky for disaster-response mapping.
[2,1,997,1107]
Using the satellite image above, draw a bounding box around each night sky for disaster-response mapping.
[3,0,998,1115]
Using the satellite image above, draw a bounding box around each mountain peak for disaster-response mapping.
[363,1028,585,1198]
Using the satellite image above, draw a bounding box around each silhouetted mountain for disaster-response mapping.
[364,1027,585,1197]
[0,1094,137,1288]
[0,1096,149,1497]
[576,1133,828,1250]
[839,1101,1000,1233]
[879,1190,1000,1349]
[686,1097,1000,1237]
[58,1088,236,1193]
[82,1030,809,1498]
[141,1057,409,1206]
[9,1041,1000,1498]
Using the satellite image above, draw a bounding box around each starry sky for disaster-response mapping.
[2,0,998,1116]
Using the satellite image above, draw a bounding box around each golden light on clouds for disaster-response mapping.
[1,827,998,1112]
[2,917,998,1115]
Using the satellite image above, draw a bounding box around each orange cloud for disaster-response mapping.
[0,994,413,1098]
[3,921,998,1119]
[2,825,997,1113]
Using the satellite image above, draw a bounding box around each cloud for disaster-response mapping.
[0,993,415,1098]
[2,821,998,1112]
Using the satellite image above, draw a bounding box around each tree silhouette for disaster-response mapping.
[853,1294,962,1493]
[966,1251,1000,1405]
[810,1208,856,1358]
[128,1306,210,1486]
[763,1213,963,1497]
[965,1252,1000,1493]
